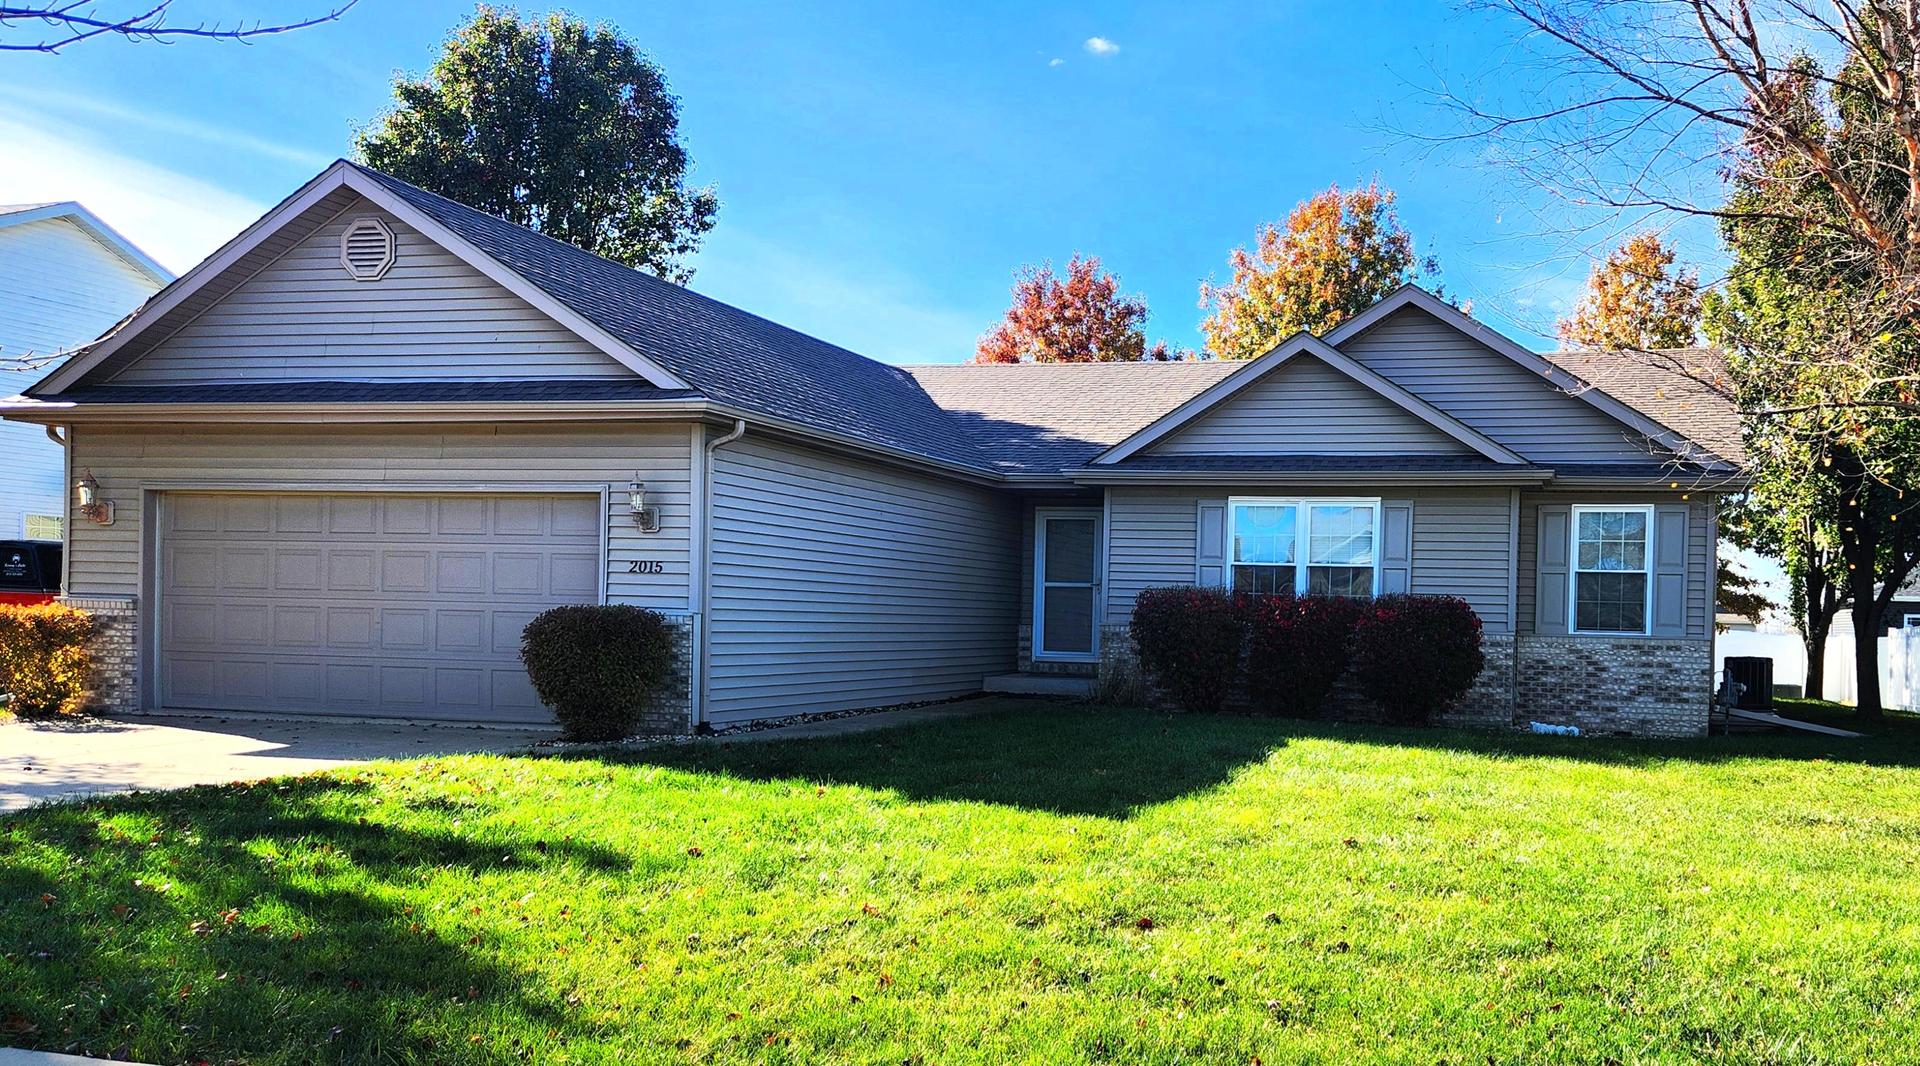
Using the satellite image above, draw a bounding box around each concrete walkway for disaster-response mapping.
[0,713,557,812]
[0,1050,154,1066]
[0,698,1025,812]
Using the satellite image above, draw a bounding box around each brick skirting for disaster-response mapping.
[62,595,140,715]
[1096,625,1711,738]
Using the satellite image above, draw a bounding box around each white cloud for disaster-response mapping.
[1083,36,1119,57]
[0,85,333,170]
[1048,57,1065,67]
[0,115,267,275]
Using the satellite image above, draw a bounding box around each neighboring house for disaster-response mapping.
[0,161,1746,737]
[0,203,171,541]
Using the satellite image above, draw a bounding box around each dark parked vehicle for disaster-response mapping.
[0,540,62,605]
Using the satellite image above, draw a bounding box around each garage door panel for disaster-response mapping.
[225,497,272,532]
[272,606,322,647]
[169,545,219,590]
[328,497,377,534]
[168,601,218,646]
[439,497,489,534]
[221,661,270,701]
[326,550,376,592]
[273,549,323,589]
[436,552,485,594]
[552,553,600,598]
[221,604,271,647]
[381,551,432,593]
[224,548,270,590]
[435,610,484,652]
[553,497,599,536]
[160,492,601,723]
[275,496,325,533]
[383,498,433,535]
[381,608,431,650]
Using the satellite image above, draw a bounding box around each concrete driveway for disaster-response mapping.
[0,713,557,812]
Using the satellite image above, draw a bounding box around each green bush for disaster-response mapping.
[520,605,676,740]
[0,604,99,719]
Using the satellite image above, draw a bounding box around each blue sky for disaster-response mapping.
[0,0,1725,364]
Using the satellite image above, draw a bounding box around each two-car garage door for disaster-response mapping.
[159,492,601,723]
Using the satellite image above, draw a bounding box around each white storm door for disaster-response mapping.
[1034,509,1102,661]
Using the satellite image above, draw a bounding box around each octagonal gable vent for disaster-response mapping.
[339,216,395,280]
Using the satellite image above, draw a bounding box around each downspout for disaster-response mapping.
[45,425,69,596]
[693,419,747,731]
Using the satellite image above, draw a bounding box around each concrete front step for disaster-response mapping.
[983,673,1094,697]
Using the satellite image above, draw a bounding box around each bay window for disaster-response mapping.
[1230,498,1379,597]
[1571,505,1651,634]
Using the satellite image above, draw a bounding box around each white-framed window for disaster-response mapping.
[22,514,62,541]
[1570,504,1652,634]
[1229,497,1380,597]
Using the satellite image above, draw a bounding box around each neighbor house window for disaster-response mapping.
[1571,506,1651,634]
[1231,498,1379,597]
[23,514,61,540]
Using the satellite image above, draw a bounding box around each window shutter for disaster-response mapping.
[1380,500,1413,594]
[1651,504,1690,636]
[1535,505,1571,635]
[1196,499,1227,588]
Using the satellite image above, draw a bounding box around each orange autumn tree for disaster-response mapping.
[1558,232,1702,350]
[1200,180,1436,360]
[974,255,1179,363]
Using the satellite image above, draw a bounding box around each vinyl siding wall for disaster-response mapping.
[109,198,629,384]
[1339,307,1658,463]
[706,435,1020,724]
[1104,486,1516,633]
[1516,492,1713,638]
[64,422,694,610]
[0,218,162,537]
[1148,356,1470,456]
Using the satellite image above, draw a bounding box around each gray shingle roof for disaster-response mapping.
[1098,454,1534,473]
[37,380,699,405]
[1545,347,1743,464]
[903,361,1240,472]
[349,164,988,470]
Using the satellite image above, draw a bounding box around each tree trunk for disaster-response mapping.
[1851,592,1884,721]
[1804,627,1828,700]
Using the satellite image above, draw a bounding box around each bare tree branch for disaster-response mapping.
[0,1,355,52]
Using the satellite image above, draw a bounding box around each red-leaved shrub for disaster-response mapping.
[1129,586,1246,713]
[1349,595,1484,725]
[1239,593,1363,718]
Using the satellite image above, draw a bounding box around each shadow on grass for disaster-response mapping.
[607,700,1920,819]
[0,774,627,1064]
[606,703,1303,819]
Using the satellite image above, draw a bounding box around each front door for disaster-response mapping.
[1034,509,1101,661]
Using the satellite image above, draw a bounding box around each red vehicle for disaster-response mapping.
[0,541,62,606]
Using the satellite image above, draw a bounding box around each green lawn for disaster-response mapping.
[5,700,1920,1064]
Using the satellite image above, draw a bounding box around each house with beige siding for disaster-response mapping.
[1,161,1745,737]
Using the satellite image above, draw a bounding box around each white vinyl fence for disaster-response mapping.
[1890,628,1920,711]
[1717,625,1918,710]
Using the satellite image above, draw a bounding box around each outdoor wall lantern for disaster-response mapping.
[74,468,114,526]
[628,477,660,533]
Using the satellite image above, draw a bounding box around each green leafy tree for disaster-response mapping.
[356,6,718,282]
[1199,181,1437,359]
[1705,55,1920,719]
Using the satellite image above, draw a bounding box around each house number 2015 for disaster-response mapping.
[626,560,665,575]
